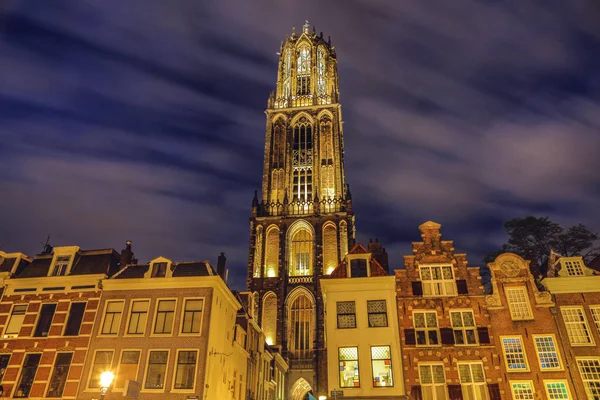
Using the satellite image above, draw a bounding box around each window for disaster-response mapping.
[502,336,528,371]
[0,354,11,382]
[4,304,27,338]
[337,301,356,329]
[181,299,203,334]
[13,353,41,398]
[89,350,113,388]
[289,293,314,358]
[317,47,327,98]
[127,300,149,335]
[510,381,535,399]
[253,226,263,278]
[264,225,279,277]
[505,287,533,320]
[46,352,73,397]
[371,346,393,387]
[51,255,70,276]
[64,302,86,336]
[419,265,456,296]
[290,228,312,276]
[153,300,176,334]
[144,350,169,390]
[350,259,368,277]
[262,293,277,345]
[296,46,311,96]
[33,303,56,337]
[174,350,198,390]
[114,350,140,389]
[367,300,388,327]
[589,306,600,334]
[450,310,477,345]
[101,301,124,335]
[458,362,487,400]
[577,358,600,399]
[561,307,594,345]
[419,363,446,400]
[563,259,584,276]
[339,347,359,388]
[292,124,313,203]
[151,262,167,278]
[413,311,439,346]
[322,224,337,274]
[544,381,571,399]
[533,335,561,370]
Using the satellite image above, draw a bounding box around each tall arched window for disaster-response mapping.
[265,226,280,277]
[272,124,285,168]
[270,169,285,204]
[262,292,277,345]
[292,122,313,202]
[253,226,263,278]
[340,221,349,258]
[319,120,335,204]
[282,48,291,100]
[317,47,327,100]
[251,292,259,320]
[296,46,311,96]
[322,223,338,275]
[290,227,313,276]
[288,291,314,358]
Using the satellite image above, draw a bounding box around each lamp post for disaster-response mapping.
[99,371,114,400]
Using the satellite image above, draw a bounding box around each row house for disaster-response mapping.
[0,245,120,399]
[396,221,501,400]
[77,253,243,400]
[542,252,600,399]
[321,244,405,399]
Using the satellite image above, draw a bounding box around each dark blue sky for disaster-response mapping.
[1,1,599,290]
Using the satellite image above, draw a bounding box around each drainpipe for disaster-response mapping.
[550,306,582,399]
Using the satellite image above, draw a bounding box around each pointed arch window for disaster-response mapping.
[272,124,285,168]
[340,221,349,258]
[296,46,311,96]
[317,47,328,103]
[320,120,335,204]
[282,48,291,100]
[323,224,338,275]
[290,228,313,276]
[253,226,263,278]
[264,226,280,278]
[288,292,314,359]
[262,292,277,345]
[292,123,313,202]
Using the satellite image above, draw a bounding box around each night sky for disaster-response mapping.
[1,1,600,291]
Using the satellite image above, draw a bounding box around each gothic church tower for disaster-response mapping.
[247,21,355,398]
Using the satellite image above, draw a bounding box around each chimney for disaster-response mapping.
[120,241,136,267]
[217,252,227,282]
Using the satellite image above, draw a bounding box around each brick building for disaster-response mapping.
[396,221,501,400]
[542,252,600,399]
[486,252,571,399]
[77,254,243,400]
[0,245,120,399]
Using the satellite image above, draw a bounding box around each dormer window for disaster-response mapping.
[563,259,585,276]
[419,265,457,296]
[51,256,71,276]
[151,262,167,278]
[350,259,368,277]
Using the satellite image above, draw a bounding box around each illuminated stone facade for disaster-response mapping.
[247,22,355,399]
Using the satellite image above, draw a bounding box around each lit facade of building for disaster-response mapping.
[246,21,356,399]
[0,245,119,399]
[396,222,501,400]
[321,244,405,399]
[542,253,600,399]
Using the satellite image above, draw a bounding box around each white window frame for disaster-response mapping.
[561,306,594,346]
[171,349,200,393]
[457,361,488,400]
[3,304,27,338]
[125,299,150,336]
[413,310,440,347]
[142,349,171,393]
[450,309,478,346]
[419,265,457,296]
[179,297,205,336]
[418,363,447,400]
[505,286,534,321]
[86,349,114,389]
[113,349,142,391]
[510,380,535,399]
[50,255,72,276]
[501,336,529,372]
[151,298,177,337]
[543,380,572,399]
[576,358,600,399]
[589,305,600,335]
[99,300,124,336]
[533,334,562,371]
[562,258,585,276]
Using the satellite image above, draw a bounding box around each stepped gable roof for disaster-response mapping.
[14,249,119,279]
[328,243,388,279]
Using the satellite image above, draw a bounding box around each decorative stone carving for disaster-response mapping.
[500,261,520,277]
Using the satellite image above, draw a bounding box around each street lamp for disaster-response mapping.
[318,396,327,400]
[99,371,114,400]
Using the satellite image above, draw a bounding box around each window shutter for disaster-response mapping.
[477,327,490,344]
[410,385,423,400]
[448,384,463,400]
[412,281,423,296]
[440,327,455,345]
[404,328,416,345]
[488,383,501,400]
[456,279,468,294]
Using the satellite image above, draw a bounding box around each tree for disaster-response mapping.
[484,216,600,277]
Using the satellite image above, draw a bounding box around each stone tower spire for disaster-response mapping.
[246,22,355,398]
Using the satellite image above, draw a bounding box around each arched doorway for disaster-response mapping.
[290,377,312,400]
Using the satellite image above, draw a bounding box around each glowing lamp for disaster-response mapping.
[318,396,327,400]
[266,336,274,345]
[99,371,114,399]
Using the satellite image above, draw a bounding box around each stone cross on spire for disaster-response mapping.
[302,20,310,34]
